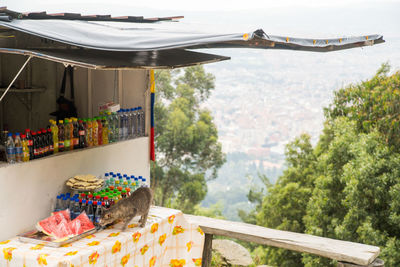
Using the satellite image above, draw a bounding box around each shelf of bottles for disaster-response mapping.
[3,107,145,164]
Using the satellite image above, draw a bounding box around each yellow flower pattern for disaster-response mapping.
[168,215,175,224]
[37,253,49,265]
[108,232,120,237]
[30,244,44,250]
[3,247,16,261]
[149,256,157,267]
[158,234,167,246]
[192,258,202,266]
[186,241,193,252]
[64,251,78,256]
[172,226,185,235]
[128,223,138,228]
[0,240,10,245]
[150,223,159,233]
[170,259,186,267]
[120,254,130,266]
[87,241,100,246]
[132,232,141,243]
[197,227,204,235]
[112,240,121,254]
[85,235,96,239]
[140,245,149,255]
[88,251,99,265]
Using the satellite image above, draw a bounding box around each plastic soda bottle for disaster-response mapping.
[69,119,74,151]
[51,121,59,153]
[58,120,65,152]
[5,133,16,163]
[72,118,79,149]
[21,134,29,162]
[13,133,23,163]
[97,117,103,145]
[64,119,71,151]
[86,201,95,222]
[102,116,109,144]
[54,195,62,212]
[86,119,93,147]
[94,201,103,225]
[78,120,86,148]
[25,129,34,159]
[72,199,81,220]
[92,118,98,146]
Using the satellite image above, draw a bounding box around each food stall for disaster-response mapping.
[0,7,383,267]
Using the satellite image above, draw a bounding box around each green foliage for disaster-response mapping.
[249,65,400,266]
[151,66,225,214]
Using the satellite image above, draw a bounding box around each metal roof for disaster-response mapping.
[0,7,385,69]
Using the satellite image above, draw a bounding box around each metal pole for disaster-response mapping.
[0,55,32,102]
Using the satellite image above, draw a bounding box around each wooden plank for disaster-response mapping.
[201,234,213,267]
[337,258,384,267]
[184,215,380,266]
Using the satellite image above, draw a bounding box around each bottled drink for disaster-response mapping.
[86,119,93,147]
[21,134,29,162]
[94,201,103,225]
[25,129,34,159]
[72,118,79,149]
[102,117,109,144]
[68,119,74,151]
[106,112,114,143]
[72,199,81,220]
[31,132,38,159]
[86,200,94,222]
[118,110,123,140]
[42,129,49,156]
[58,120,65,152]
[104,196,111,208]
[126,109,132,139]
[14,133,23,163]
[5,133,16,163]
[54,195,62,212]
[68,196,75,211]
[64,119,71,151]
[97,117,103,145]
[112,112,118,142]
[137,107,145,136]
[80,199,87,213]
[47,128,54,155]
[50,120,59,154]
[92,118,98,146]
[123,109,129,139]
[78,120,86,148]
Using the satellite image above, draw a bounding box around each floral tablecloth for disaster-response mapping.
[0,206,204,267]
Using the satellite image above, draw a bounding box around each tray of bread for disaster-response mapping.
[66,174,104,191]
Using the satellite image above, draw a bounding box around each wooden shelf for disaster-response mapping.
[0,88,45,93]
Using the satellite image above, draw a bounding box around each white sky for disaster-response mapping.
[2,0,399,12]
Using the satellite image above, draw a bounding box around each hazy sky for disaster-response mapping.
[2,0,399,12]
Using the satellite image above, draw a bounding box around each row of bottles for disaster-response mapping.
[4,106,145,164]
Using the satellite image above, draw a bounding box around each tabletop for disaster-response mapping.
[0,206,204,267]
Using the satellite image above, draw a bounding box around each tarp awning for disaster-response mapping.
[0,47,230,69]
[0,19,384,53]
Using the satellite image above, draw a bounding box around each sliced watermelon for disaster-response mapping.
[36,214,59,236]
[74,212,95,232]
[68,219,83,236]
[52,209,71,223]
[52,220,73,239]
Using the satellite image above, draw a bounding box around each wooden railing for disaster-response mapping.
[184,215,384,267]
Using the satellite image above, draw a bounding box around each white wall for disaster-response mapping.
[0,137,150,240]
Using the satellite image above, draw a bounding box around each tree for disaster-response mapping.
[249,65,400,266]
[150,66,225,214]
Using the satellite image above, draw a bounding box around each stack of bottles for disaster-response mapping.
[54,172,148,226]
[4,106,145,164]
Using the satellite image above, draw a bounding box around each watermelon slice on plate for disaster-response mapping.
[68,219,83,236]
[74,212,95,232]
[36,214,59,236]
[52,220,73,239]
[52,209,71,223]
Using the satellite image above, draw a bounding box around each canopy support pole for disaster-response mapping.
[0,55,33,102]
